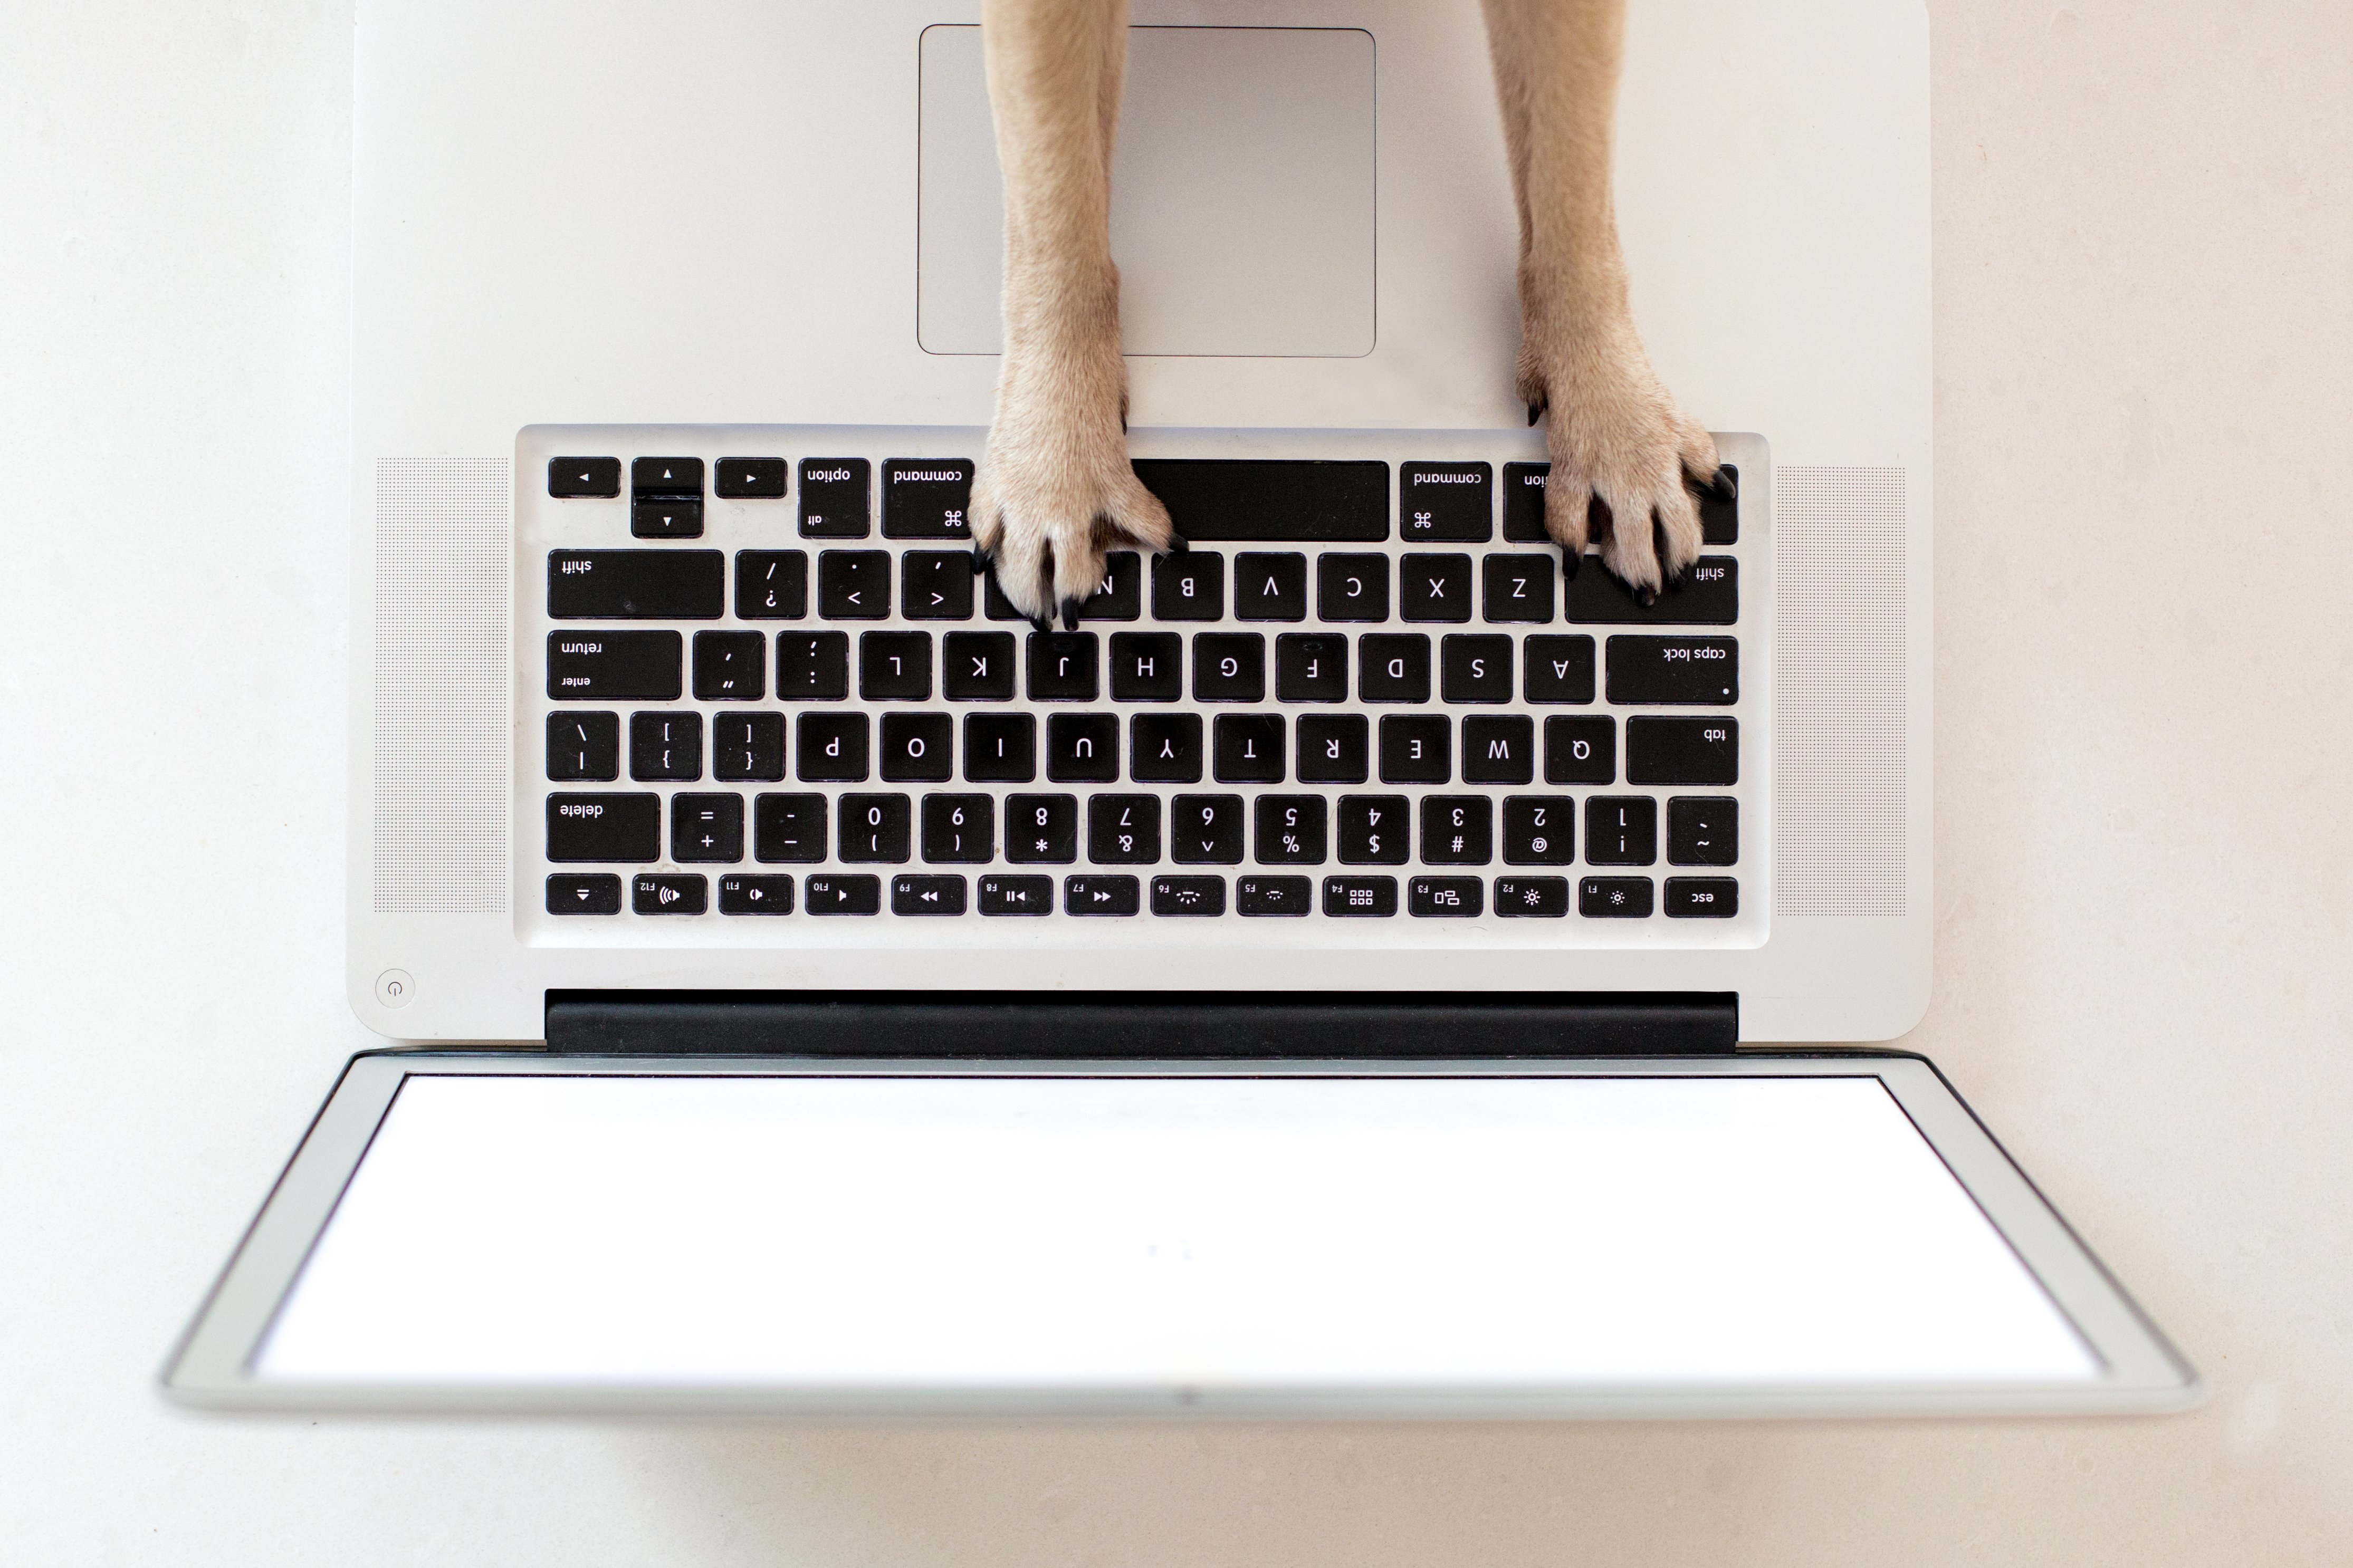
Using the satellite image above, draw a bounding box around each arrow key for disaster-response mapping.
[546,873,621,914]
[548,456,620,498]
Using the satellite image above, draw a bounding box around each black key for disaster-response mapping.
[1501,796,1576,865]
[1495,876,1571,918]
[634,872,709,915]
[1580,876,1654,918]
[1400,462,1493,542]
[714,457,789,499]
[1462,715,1536,785]
[1295,714,1370,783]
[1005,794,1079,863]
[1212,714,1285,783]
[548,629,681,701]
[632,456,703,495]
[1666,796,1739,865]
[1440,634,1513,704]
[1065,874,1142,915]
[796,713,869,782]
[881,457,974,539]
[1151,552,1225,620]
[902,551,975,621]
[1233,553,1307,620]
[978,874,1054,915]
[547,711,619,782]
[1336,795,1410,864]
[1482,553,1556,623]
[1132,459,1389,542]
[548,872,623,914]
[547,793,661,862]
[893,874,968,915]
[670,792,745,863]
[1027,631,1099,700]
[1193,633,1266,702]
[1501,461,1551,542]
[1378,715,1450,784]
[1253,795,1327,865]
[1400,553,1474,622]
[1109,631,1183,700]
[838,793,913,862]
[942,630,1017,700]
[859,630,933,699]
[981,572,1027,621]
[692,630,766,700]
[736,551,809,620]
[630,496,703,539]
[804,873,882,915]
[629,711,702,781]
[1151,875,1228,916]
[1665,876,1739,918]
[1544,715,1616,784]
[1130,713,1203,782]
[1078,553,1143,620]
[753,793,828,862]
[1698,465,1738,545]
[1087,794,1162,864]
[719,874,796,915]
[1359,634,1431,703]
[1323,876,1399,917]
[921,793,995,863]
[1047,712,1120,781]
[1606,636,1739,705]
[1316,554,1389,622]
[1567,556,1738,625]
[774,631,850,700]
[1420,796,1493,865]
[1409,877,1483,918]
[1585,796,1658,864]
[879,711,953,782]
[1627,717,1738,785]
[1524,636,1596,704]
[548,456,620,498]
[1171,794,1245,864]
[817,550,891,619]
[548,550,724,620]
[717,708,786,785]
[963,713,1037,781]
[1237,875,1313,917]
[798,458,871,538]
[1274,633,1348,703]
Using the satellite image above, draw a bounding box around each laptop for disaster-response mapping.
[164,0,2197,1417]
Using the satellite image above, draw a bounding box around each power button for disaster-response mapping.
[376,969,416,1009]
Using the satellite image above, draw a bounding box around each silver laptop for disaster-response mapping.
[165,0,2196,1417]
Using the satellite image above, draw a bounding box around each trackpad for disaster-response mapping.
[917,25,1376,357]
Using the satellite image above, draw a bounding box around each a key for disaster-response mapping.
[546,711,619,782]
[1494,876,1570,918]
[1567,556,1738,625]
[1233,553,1308,620]
[1440,634,1513,703]
[701,701,784,778]
[817,550,892,619]
[752,792,828,862]
[774,632,850,700]
[838,793,913,862]
[735,550,809,620]
[718,874,796,915]
[1005,794,1079,863]
[804,873,882,915]
[879,712,953,782]
[692,630,766,700]
[798,458,871,538]
[1130,460,1388,542]
[1606,636,1739,705]
[1399,553,1474,623]
[1419,796,1493,865]
[880,458,973,540]
[941,630,1017,700]
[1237,876,1313,917]
[546,793,661,863]
[796,713,869,782]
[1462,715,1536,784]
[1151,552,1225,620]
[669,792,745,863]
[1170,795,1246,864]
[1065,874,1142,915]
[1322,876,1399,917]
[1026,631,1098,700]
[1482,553,1556,623]
[1274,633,1348,702]
[1500,461,1551,541]
[963,713,1037,781]
[1666,796,1739,865]
[1664,876,1739,918]
[1316,553,1390,622]
[632,456,703,496]
[978,874,1054,915]
[548,456,620,498]
[982,573,1028,621]
[1627,717,1739,785]
[1378,715,1450,784]
[547,630,681,701]
[1698,465,1738,545]
[1151,875,1228,916]
[1078,553,1143,620]
[1252,795,1328,865]
[1047,713,1120,781]
[1584,796,1658,864]
[1409,877,1484,918]
[629,711,702,781]
[1192,633,1266,702]
[1358,634,1431,703]
[921,794,995,863]
[858,630,932,699]
[1579,876,1655,918]
[1087,794,1162,864]
[901,551,975,621]
[1336,795,1410,864]
[1109,631,1183,700]
[1543,715,1616,784]
[633,872,709,915]
[548,550,724,620]
[1295,714,1370,783]
[630,496,703,539]
[1130,713,1204,782]
[893,874,969,915]
[1399,463,1492,542]
[1523,635,1596,704]
[1212,715,1285,783]
[1501,796,1576,865]
[547,873,623,914]
[714,457,789,499]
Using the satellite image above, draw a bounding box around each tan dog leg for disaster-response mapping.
[971,0,1173,627]
[1481,0,1729,600]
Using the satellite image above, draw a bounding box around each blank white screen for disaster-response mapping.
[254,1074,2098,1387]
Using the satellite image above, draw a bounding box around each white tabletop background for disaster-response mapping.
[5,2,2348,1562]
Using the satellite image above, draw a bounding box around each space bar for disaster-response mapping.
[1131,459,1390,542]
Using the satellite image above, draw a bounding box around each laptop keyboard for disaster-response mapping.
[525,428,1761,936]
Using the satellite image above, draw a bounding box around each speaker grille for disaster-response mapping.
[1772,466,1908,918]
[372,458,511,914]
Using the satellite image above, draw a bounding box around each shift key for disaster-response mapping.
[547,630,681,700]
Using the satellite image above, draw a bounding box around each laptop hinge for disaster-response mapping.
[543,991,1739,1058]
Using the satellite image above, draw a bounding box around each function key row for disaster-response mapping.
[548,457,973,541]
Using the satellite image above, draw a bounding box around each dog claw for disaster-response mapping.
[1709,466,1737,503]
[1527,401,1545,427]
[969,544,989,575]
[1636,585,1658,609]
[1060,600,1080,632]
[1560,546,1580,580]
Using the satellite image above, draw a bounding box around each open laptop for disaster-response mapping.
[164,0,2196,1417]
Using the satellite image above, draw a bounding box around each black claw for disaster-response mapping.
[1637,585,1658,609]
[970,544,989,575]
[1060,600,1080,632]
[1164,533,1189,554]
[1710,466,1737,503]
[1527,401,1544,427]
[1560,545,1581,580]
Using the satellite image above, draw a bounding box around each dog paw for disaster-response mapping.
[1517,315,1727,602]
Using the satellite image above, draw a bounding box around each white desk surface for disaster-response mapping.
[4,2,2348,1562]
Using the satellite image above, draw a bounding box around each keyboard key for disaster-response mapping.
[804,873,882,915]
[1580,876,1654,918]
[1419,796,1493,865]
[963,713,1037,781]
[879,712,953,782]
[692,630,766,700]
[1378,715,1450,783]
[669,792,745,862]
[1078,553,1143,620]
[1109,631,1183,700]
[1544,715,1616,784]
[629,711,702,781]
[719,873,796,915]
[921,793,995,863]
[1152,875,1228,916]
[1234,553,1307,620]
[902,551,975,621]
[735,550,809,620]
[1501,796,1575,865]
[775,632,851,702]
[712,713,786,782]
[1400,553,1474,622]
[859,630,933,699]
[548,630,681,701]
[1065,874,1142,915]
[1666,797,1739,865]
[1152,552,1225,620]
[1462,715,1536,784]
[1409,876,1484,918]
[1171,795,1246,864]
[1567,556,1738,624]
[880,458,974,539]
[1699,465,1738,545]
[1027,631,1099,700]
[893,874,968,915]
[1087,794,1162,863]
[1130,713,1203,782]
[1501,461,1551,541]
[1295,714,1370,783]
[1665,876,1739,918]
[714,457,790,499]
[1005,794,1079,863]
[753,793,828,862]
[633,872,709,915]
[548,873,622,914]
[1359,634,1431,703]
[547,711,619,782]
[1494,876,1570,918]
[548,793,661,862]
[1193,633,1266,702]
[1132,459,1389,542]
[1336,795,1410,864]
[1400,462,1492,542]
[798,458,871,537]
[1212,714,1284,782]
[1274,633,1348,703]
[1628,717,1739,785]
[1606,636,1739,705]
[838,793,913,862]
[1482,553,1556,622]
[632,457,703,495]
[630,496,703,538]
[548,550,724,620]
[817,550,891,619]
[981,572,1027,621]
[1237,875,1313,917]
[1440,634,1513,704]
[1585,796,1658,864]
[1253,795,1328,864]
[548,456,620,498]
[942,630,1017,700]
[1323,876,1399,917]
[1316,553,1389,622]
[796,713,869,781]
[1523,635,1596,704]
[1047,712,1120,781]
[978,874,1053,915]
